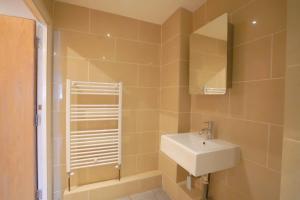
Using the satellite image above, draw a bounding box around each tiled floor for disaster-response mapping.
[117,188,171,200]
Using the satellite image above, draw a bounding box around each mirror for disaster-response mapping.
[189,13,233,95]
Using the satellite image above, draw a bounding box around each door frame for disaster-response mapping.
[36,21,49,200]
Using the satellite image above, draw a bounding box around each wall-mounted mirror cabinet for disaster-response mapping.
[189,13,233,95]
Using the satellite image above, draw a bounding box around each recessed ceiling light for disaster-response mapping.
[106,33,111,38]
[252,20,257,25]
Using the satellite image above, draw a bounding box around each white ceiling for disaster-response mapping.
[57,0,206,24]
[0,0,35,19]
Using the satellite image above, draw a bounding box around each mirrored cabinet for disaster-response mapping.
[189,13,233,95]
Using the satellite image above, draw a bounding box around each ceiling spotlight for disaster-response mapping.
[106,33,111,38]
[251,20,257,25]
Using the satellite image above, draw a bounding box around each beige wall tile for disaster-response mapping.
[159,152,178,182]
[284,67,300,141]
[179,61,189,87]
[122,110,137,133]
[138,133,159,154]
[209,179,250,200]
[160,87,180,112]
[89,60,139,86]
[230,79,284,124]
[161,61,180,87]
[139,175,162,191]
[122,155,137,177]
[123,87,139,110]
[180,8,193,37]
[227,159,281,200]
[268,125,283,171]
[179,87,191,113]
[162,36,181,65]
[123,134,138,155]
[190,112,202,132]
[71,168,89,187]
[124,87,160,110]
[136,153,158,173]
[89,181,139,200]
[233,37,272,81]
[206,0,252,22]
[138,21,161,44]
[191,0,287,200]
[178,113,191,132]
[116,39,160,65]
[162,9,181,43]
[161,35,189,64]
[53,1,89,32]
[176,166,189,183]
[136,110,159,132]
[231,0,286,45]
[65,58,89,81]
[90,9,139,39]
[136,88,160,110]
[53,56,89,82]
[139,66,160,87]
[54,30,115,60]
[180,35,190,61]
[52,1,162,192]
[280,139,300,200]
[286,0,300,66]
[221,118,269,165]
[193,3,207,31]
[272,31,286,78]
[86,165,118,183]
[159,111,179,133]
[161,61,188,87]
[64,191,89,200]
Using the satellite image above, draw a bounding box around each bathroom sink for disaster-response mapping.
[160,132,240,176]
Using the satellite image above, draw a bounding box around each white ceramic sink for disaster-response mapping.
[160,132,240,176]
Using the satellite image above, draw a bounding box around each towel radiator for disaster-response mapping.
[66,80,122,190]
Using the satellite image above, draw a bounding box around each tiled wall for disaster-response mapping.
[191,0,286,199]
[52,2,161,199]
[51,0,288,199]
[159,8,204,200]
[280,0,300,199]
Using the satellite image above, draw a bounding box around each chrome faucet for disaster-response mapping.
[199,121,213,140]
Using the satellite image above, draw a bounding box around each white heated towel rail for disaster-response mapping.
[66,80,122,186]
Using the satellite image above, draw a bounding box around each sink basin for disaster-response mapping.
[160,132,240,176]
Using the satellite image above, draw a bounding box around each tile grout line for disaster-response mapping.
[266,124,271,168]
[232,77,284,83]
[234,29,286,48]
[270,33,274,79]
[88,8,91,34]
[54,27,161,46]
[190,110,284,127]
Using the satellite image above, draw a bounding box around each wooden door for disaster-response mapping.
[0,15,36,200]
